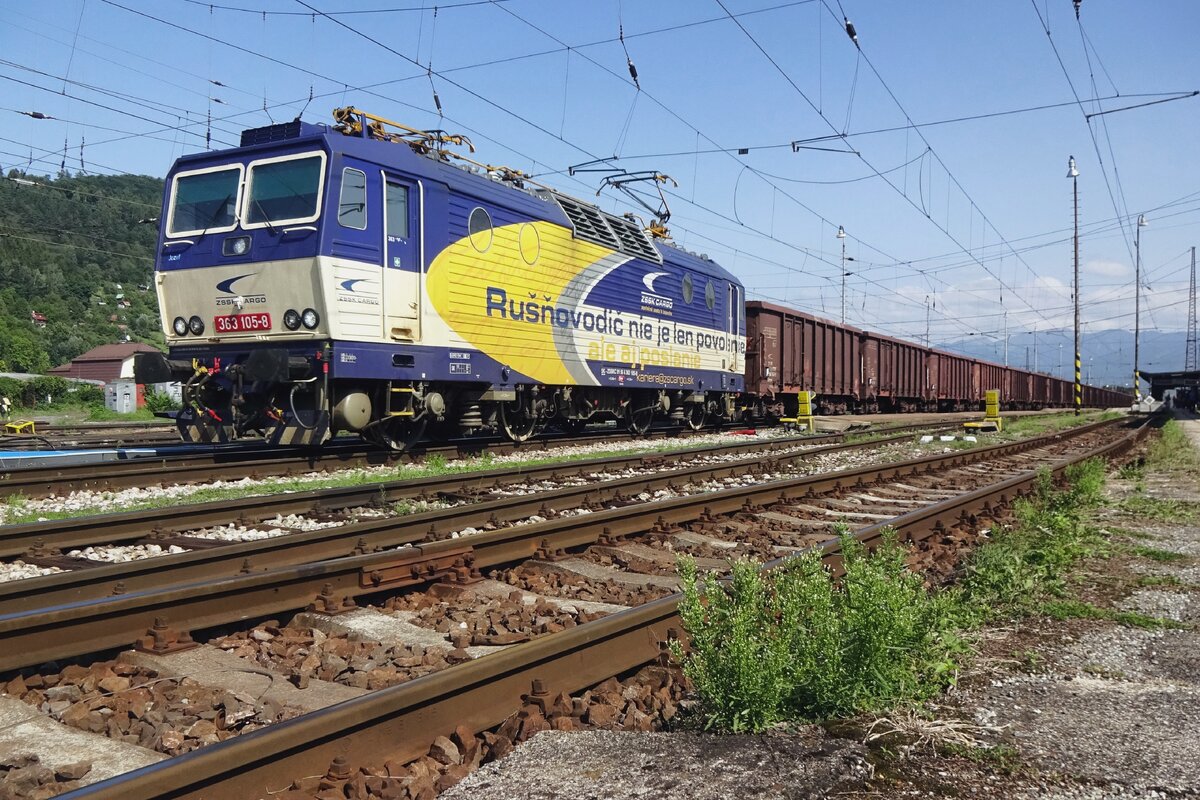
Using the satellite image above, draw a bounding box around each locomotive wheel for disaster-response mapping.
[625,398,655,436]
[499,399,539,443]
[685,403,707,431]
[365,416,428,451]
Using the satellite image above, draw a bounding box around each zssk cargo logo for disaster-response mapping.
[640,271,673,313]
[336,278,379,306]
[214,273,267,306]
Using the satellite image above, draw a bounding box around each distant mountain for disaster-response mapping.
[0,170,163,373]
[939,328,1191,392]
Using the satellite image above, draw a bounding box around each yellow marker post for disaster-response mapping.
[964,389,1003,432]
[781,391,817,433]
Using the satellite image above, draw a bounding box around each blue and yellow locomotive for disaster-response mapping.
[135,108,747,448]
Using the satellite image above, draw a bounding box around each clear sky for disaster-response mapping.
[2,0,1198,375]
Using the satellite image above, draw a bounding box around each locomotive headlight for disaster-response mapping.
[187,315,205,336]
[222,235,251,256]
[283,308,301,330]
[172,316,188,336]
[301,308,320,329]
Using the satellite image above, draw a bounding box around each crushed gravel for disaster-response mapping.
[442,729,872,800]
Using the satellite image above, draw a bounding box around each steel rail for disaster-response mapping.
[0,428,939,613]
[0,429,673,499]
[59,417,1146,800]
[0,428,868,560]
[0,418,1121,671]
[0,418,1001,499]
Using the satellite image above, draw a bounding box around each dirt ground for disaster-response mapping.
[445,414,1199,800]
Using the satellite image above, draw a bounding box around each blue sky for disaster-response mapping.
[2,0,1198,374]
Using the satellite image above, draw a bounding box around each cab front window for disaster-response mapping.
[243,153,325,228]
[167,165,242,237]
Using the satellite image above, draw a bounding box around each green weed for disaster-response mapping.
[1040,598,1182,630]
[674,529,965,730]
[1119,495,1199,524]
[1129,545,1188,563]
[941,742,1021,773]
[1146,419,1200,474]
[1134,575,1183,587]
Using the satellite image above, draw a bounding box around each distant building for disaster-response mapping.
[29,311,47,328]
[48,342,161,384]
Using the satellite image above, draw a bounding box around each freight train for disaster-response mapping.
[134,108,1127,449]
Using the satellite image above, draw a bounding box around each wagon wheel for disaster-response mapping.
[364,416,427,452]
[684,402,707,432]
[499,398,539,443]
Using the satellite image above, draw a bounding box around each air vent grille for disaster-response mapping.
[240,120,303,147]
[551,192,662,264]
[606,214,661,263]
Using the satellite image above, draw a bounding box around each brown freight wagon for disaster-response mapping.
[928,350,974,410]
[861,331,930,412]
[974,361,1005,408]
[744,302,861,416]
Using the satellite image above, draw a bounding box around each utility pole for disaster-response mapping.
[1004,310,1009,367]
[924,296,932,346]
[1033,327,1038,373]
[1134,214,1148,400]
[837,225,847,324]
[1068,156,1081,415]
[1186,246,1197,372]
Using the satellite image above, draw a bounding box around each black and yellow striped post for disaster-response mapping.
[1075,351,1082,416]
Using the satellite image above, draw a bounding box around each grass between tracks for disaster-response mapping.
[673,457,1131,733]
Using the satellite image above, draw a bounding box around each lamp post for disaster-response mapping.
[837,225,847,323]
[1134,213,1148,402]
[1068,156,1081,415]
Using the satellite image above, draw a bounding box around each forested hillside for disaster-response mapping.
[0,170,164,373]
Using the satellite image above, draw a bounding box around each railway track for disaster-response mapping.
[0,426,938,613]
[0,415,1142,799]
[0,417,961,501]
[0,421,182,451]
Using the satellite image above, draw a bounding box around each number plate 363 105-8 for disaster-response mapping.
[214,313,271,333]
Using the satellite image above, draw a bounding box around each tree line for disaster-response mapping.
[0,169,164,374]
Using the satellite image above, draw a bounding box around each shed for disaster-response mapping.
[48,343,161,384]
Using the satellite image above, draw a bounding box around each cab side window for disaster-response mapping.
[338,168,367,230]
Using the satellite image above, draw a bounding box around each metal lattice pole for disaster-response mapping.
[1071,159,1082,416]
[1186,246,1197,372]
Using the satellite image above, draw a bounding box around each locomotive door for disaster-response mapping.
[726,283,742,372]
[382,175,421,341]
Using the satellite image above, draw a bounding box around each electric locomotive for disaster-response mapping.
[135,108,747,448]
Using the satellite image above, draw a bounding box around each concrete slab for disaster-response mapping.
[532,558,680,590]
[295,608,503,659]
[118,645,364,712]
[671,530,740,550]
[466,578,628,615]
[0,696,163,784]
